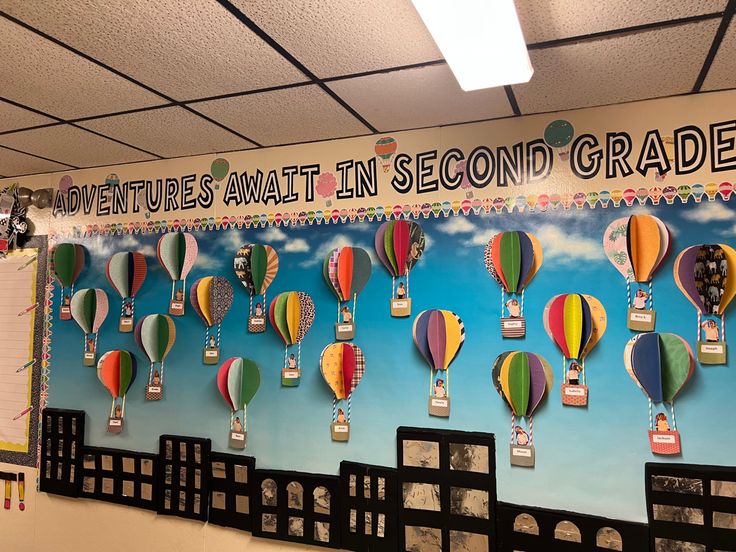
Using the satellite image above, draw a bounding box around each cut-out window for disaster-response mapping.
[70,441,76,459]
[377,513,385,537]
[69,465,75,483]
[193,493,200,514]
[212,461,226,479]
[178,490,186,511]
[179,466,187,486]
[596,527,623,550]
[262,513,277,533]
[82,476,95,494]
[314,521,330,542]
[349,474,357,496]
[102,477,114,495]
[364,475,371,498]
[235,494,249,514]
[365,512,373,535]
[141,483,152,501]
[234,464,247,483]
[179,442,187,462]
[141,459,153,476]
[122,457,135,473]
[288,516,304,537]
[194,468,201,489]
[101,454,113,471]
[513,513,539,535]
[122,480,134,498]
[314,486,331,514]
[212,491,226,509]
[378,477,386,500]
[349,509,357,533]
[287,481,304,510]
[555,521,582,542]
[261,479,277,507]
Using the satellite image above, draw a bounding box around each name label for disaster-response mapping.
[60,306,70,313]
[84,353,95,360]
[431,399,448,407]
[205,349,218,357]
[564,386,586,396]
[231,432,245,441]
[512,447,532,457]
[630,312,652,322]
[109,419,122,427]
[170,302,183,309]
[147,386,161,393]
[338,324,353,332]
[503,320,524,328]
[250,317,264,324]
[333,425,349,433]
[701,344,724,354]
[283,370,299,379]
[393,300,408,308]
[653,434,676,444]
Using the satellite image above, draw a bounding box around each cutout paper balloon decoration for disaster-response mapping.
[234,244,279,333]
[320,342,366,441]
[106,251,147,333]
[625,333,694,455]
[543,293,606,407]
[135,314,176,401]
[413,309,464,417]
[485,231,543,338]
[190,276,233,365]
[70,288,108,366]
[673,243,735,364]
[375,220,426,317]
[217,357,260,449]
[157,232,198,316]
[323,246,371,340]
[97,350,136,434]
[603,215,671,331]
[374,136,397,173]
[269,291,315,387]
[543,120,574,159]
[51,243,85,320]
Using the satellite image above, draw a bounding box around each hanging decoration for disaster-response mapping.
[320,342,365,441]
[157,231,198,316]
[673,243,735,364]
[135,314,176,401]
[543,293,606,406]
[485,231,543,338]
[603,215,671,331]
[374,136,397,173]
[234,244,279,333]
[51,243,85,320]
[0,185,30,257]
[492,351,552,467]
[269,291,315,387]
[374,220,425,317]
[105,251,147,332]
[217,357,260,449]
[190,276,233,364]
[70,288,109,366]
[624,333,694,455]
[97,350,137,434]
[323,246,371,340]
[412,309,464,417]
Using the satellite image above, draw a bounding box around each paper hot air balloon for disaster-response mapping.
[413,309,464,417]
[70,288,108,366]
[135,314,176,401]
[157,232,198,316]
[603,215,671,331]
[269,291,315,387]
[97,350,136,433]
[190,276,233,364]
[374,220,426,317]
[320,342,365,441]
[485,231,543,338]
[323,246,371,340]
[106,251,147,332]
[51,243,85,320]
[217,357,260,449]
[374,137,397,173]
[625,333,694,454]
[234,244,279,333]
[543,120,574,160]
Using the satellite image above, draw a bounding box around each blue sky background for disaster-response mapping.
[48,199,736,522]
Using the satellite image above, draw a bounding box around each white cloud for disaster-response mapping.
[436,217,475,234]
[196,251,222,270]
[258,227,288,242]
[681,202,734,223]
[283,238,310,253]
[535,223,605,266]
[299,234,375,267]
[720,223,736,237]
[464,227,500,248]
[221,229,245,251]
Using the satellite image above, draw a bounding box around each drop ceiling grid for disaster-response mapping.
[702,17,736,90]
[0,146,73,176]
[0,100,56,134]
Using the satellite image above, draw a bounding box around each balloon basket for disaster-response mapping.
[561,384,588,406]
[501,317,525,338]
[510,444,535,467]
[145,385,163,401]
[229,431,246,449]
[335,322,354,341]
[59,306,71,320]
[649,430,681,455]
[83,352,96,366]
[428,396,450,417]
[203,347,220,365]
[697,340,726,365]
[627,308,656,332]
[119,315,134,333]
[248,316,266,333]
[390,298,411,317]
[281,368,300,387]
[107,417,123,434]
[168,300,184,316]
[331,422,350,442]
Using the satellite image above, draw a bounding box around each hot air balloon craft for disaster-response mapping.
[492,351,553,467]
[413,309,464,417]
[603,215,671,331]
[270,291,315,386]
[374,136,397,173]
[375,220,426,317]
[543,120,574,160]
[543,294,607,406]
[217,357,260,449]
[135,314,176,401]
[106,251,147,332]
[320,342,365,441]
[51,243,85,320]
[234,244,279,333]
[157,232,198,316]
[70,288,109,366]
[97,350,137,433]
[190,276,233,364]
[624,333,694,454]
[485,231,543,337]
[323,247,371,340]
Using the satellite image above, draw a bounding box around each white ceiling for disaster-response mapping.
[0,0,734,177]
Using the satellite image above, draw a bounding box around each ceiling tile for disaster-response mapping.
[0,101,57,133]
[190,85,370,146]
[516,0,726,44]
[2,0,308,101]
[0,126,157,168]
[232,0,442,78]
[78,107,255,158]
[513,21,719,114]
[328,65,514,132]
[0,147,72,177]
[0,17,165,119]
[702,18,736,91]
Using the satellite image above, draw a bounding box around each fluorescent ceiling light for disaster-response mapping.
[412,0,534,91]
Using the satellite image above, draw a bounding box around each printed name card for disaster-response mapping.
[503,320,524,328]
[564,386,586,396]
